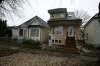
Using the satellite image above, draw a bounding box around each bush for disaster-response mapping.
[22,39,41,49]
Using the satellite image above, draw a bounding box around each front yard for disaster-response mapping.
[0,52,79,66]
[0,39,99,66]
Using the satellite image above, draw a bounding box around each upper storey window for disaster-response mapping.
[51,26,63,35]
[50,13,66,19]
[67,26,75,37]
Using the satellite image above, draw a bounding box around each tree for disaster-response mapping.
[0,19,7,37]
[0,0,32,20]
[0,0,24,19]
[74,10,90,25]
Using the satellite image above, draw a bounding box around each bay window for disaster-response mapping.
[31,28,39,37]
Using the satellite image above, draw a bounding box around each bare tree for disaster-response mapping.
[74,10,90,24]
[0,0,32,20]
[98,2,100,25]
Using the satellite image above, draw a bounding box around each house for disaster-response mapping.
[84,13,100,47]
[48,8,82,49]
[12,16,49,43]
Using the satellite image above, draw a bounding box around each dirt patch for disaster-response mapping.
[0,48,19,57]
[0,52,81,66]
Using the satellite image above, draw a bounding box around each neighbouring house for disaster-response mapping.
[84,13,100,47]
[48,8,82,49]
[12,16,49,43]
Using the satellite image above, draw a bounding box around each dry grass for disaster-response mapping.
[0,52,81,66]
[0,48,19,57]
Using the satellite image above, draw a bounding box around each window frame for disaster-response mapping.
[68,26,75,37]
[31,28,39,37]
[51,26,63,35]
[19,29,23,37]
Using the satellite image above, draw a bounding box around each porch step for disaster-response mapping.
[66,37,76,48]
[49,45,65,49]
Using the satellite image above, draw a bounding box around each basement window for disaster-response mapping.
[55,40,58,43]
[52,40,54,43]
[59,40,61,43]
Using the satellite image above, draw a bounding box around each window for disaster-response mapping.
[52,40,54,43]
[50,14,54,19]
[70,29,72,36]
[55,40,58,43]
[23,30,27,37]
[86,33,88,40]
[31,28,39,37]
[60,14,66,18]
[53,14,66,19]
[19,29,23,36]
[52,26,63,34]
[59,40,61,43]
[49,36,51,40]
[68,26,75,37]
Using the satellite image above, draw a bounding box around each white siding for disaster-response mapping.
[95,19,100,46]
[40,28,48,43]
[85,19,96,44]
[12,28,19,39]
[85,19,100,47]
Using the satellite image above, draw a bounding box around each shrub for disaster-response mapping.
[22,39,41,49]
[22,39,34,44]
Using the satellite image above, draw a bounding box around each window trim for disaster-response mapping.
[31,28,39,37]
[19,29,23,37]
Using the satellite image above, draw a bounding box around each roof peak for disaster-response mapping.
[18,15,48,28]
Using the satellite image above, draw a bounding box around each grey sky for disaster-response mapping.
[6,0,100,26]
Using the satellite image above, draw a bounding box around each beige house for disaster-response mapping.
[12,16,49,43]
[84,13,100,47]
[48,8,82,48]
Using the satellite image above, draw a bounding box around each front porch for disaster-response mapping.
[48,32,82,53]
[49,33,79,48]
[48,34,65,46]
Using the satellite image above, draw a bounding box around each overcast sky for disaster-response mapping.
[6,0,100,26]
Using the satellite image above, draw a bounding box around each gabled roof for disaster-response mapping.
[83,13,98,28]
[19,16,48,28]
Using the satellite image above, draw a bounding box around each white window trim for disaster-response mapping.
[68,26,75,37]
[31,28,39,37]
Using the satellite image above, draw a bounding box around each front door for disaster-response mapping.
[66,26,76,48]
